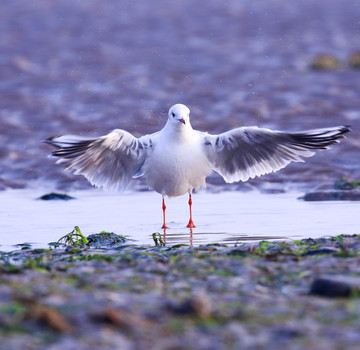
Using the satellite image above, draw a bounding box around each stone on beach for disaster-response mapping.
[310,275,360,297]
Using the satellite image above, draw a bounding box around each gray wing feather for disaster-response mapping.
[203,125,350,183]
[46,129,153,191]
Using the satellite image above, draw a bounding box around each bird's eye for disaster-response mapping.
[172,112,175,117]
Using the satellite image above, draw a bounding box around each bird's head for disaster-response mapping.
[168,104,190,127]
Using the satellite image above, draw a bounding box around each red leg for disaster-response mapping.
[186,193,196,228]
[162,197,168,229]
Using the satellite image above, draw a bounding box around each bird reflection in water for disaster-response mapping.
[161,227,194,246]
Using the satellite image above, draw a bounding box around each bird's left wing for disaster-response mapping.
[203,125,350,183]
[46,129,154,191]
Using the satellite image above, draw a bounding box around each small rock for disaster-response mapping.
[310,275,360,297]
[91,308,150,330]
[272,326,303,339]
[303,247,339,256]
[27,304,71,332]
[38,193,75,200]
[349,51,360,69]
[87,232,126,248]
[168,293,212,318]
[334,178,360,190]
[300,190,360,201]
[310,54,341,70]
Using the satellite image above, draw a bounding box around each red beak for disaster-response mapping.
[179,118,186,125]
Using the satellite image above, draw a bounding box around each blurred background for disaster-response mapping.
[0,0,359,192]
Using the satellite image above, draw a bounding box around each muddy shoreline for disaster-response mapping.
[1,235,360,349]
[1,0,360,193]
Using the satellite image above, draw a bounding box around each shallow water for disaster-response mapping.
[1,189,359,251]
[0,0,360,192]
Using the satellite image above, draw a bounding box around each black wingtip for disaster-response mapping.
[43,136,59,148]
[339,125,351,136]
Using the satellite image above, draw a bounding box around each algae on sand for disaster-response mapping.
[49,227,127,249]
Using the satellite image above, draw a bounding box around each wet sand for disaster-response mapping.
[2,236,360,349]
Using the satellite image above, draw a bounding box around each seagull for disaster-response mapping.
[46,103,350,229]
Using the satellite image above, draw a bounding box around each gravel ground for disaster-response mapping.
[1,234,360,350]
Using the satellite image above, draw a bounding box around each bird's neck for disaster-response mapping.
[163,121,194,142]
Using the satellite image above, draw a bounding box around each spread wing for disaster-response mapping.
[203,125,350,183]
[46,129,154,191]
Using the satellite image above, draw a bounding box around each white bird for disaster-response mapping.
[46,103,350,229]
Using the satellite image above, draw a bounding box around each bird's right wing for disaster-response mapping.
[46,129,154,191]
[203,125,350,183]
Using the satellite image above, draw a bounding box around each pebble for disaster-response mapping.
[309,54,341,70]
[310,275,360,297]
[300,190,360,201]
[349,51,360,69]
[168,293,212,318]
[38,193,75,201]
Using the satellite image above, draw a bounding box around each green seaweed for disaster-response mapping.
[152,232,165,246]
[55,226,89,247]
[83,254,117,262]
[0,301,27,333]
[332,234,345,242]
[23,256,50,272]
[15,243,32,250]
[293,240,307,245]
[168,244,190,249]
[334,177,360,190]
[0,263,22,274]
